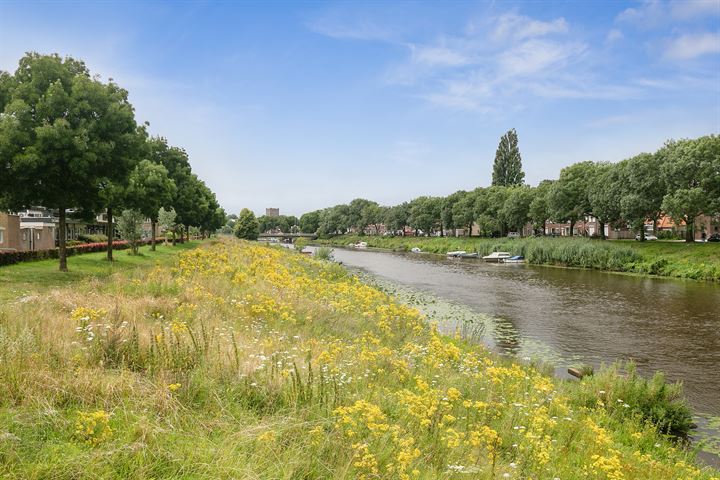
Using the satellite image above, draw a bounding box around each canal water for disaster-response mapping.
[326,247,720,423]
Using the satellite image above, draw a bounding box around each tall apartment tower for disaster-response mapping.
[265,208,280,217]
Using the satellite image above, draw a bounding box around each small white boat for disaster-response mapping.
[410,247,422,253]
[502,255,525,264]
[482,251,512,262]
[458,252,479,258]
[447,250,466,258]
[354,241,368,249]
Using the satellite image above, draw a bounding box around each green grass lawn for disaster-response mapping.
[0,241,201,302]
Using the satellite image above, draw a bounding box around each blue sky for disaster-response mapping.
[1,1,718,216]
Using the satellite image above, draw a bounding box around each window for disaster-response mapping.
[36,232,41,240]
[22,232,27,241]
[0,227,4,244]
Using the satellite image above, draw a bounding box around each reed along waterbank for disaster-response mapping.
[0,238,717,478]
[315,235,720,281]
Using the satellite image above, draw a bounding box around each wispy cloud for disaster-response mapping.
[606,28,624,44]
[310,5,717,112]
[409,44,471,67]
[306,14,394,41]
[617,0,720,26]
[490,13,568,42]
[664,32,720,59]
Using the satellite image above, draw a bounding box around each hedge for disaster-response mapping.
[0,239,158,267]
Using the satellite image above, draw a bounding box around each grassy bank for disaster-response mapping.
[0,238,716,478]
[0,241,200,303]
[316,235,720,281]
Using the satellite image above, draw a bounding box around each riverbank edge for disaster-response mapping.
[312,235,720,282]
[346,266,720,466]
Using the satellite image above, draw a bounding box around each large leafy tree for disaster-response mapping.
[617,153,666,240]
[492,128,525,187]
[661,136,720,242]
[528,180,554,234]
[0,53,138,271]
[383,203,409,234]
[148,137,192,244]
[499,186,534,235]
[347,198,378,232]
[299,210,321,234]
[451,190,477,235]
[407,196,442,236]
[474,187,509,236]
[126,159,176,250]
[441,190,466,234]
[547,162,596,236]
[234,208,260,240]
[588,163,623,239]
[360,203,385,234]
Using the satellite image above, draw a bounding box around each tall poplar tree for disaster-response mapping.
[492,128,525,186]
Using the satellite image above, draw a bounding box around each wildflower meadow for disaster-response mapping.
[0,238,716,479]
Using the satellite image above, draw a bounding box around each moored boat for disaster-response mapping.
[458,252,479,258]
[482,251,512,262]
[410,247,422,253]
[503,255,525,264]
[447,250,466,258]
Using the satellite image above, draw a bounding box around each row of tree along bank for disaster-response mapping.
[0,53,226,271]
[314,235,720,281]
[297,132,719,243]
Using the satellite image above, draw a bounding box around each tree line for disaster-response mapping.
[298,131,719,243]
[0,53,225,270]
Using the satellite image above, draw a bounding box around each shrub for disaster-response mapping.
[235,208,260,240]
[575,362,694,438]
[0,239,160,267]
[78,233,108,243]
[314,246,334,261]
[116,209,145,254]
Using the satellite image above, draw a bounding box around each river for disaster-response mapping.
[321,246,720,459]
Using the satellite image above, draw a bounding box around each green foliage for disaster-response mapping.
[408,196,442,235]
[492,128,525,186]
[548,161,596,229]
[313,246,334,261]
[158,207,177,234]
[660,135,720,242]
[576,362,694,438]
[234,208,260,240]
[116,209,145,254]
[299,211,320,234]
[0,53,140,270]
[258,214,299,233]
[78,233,108,243]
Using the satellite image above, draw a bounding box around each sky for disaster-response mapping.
[1,0,719,217]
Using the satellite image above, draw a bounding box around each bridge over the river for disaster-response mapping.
[258,232,317,243]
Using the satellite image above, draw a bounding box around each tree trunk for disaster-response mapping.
[151,218,157,251]
[186,225,190,242]
[569,220,575,237]
[599,221,606,240]
[685,217,694,243]
[106,207,114,262]
[172,226,177,246]
[58,206,68,272]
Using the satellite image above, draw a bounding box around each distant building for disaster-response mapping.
[265,208,279,217]
[0,212,22,251]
